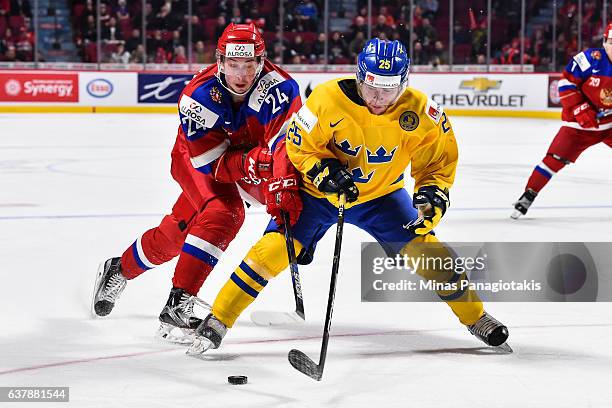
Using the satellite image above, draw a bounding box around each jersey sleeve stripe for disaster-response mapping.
[190,140,229,170]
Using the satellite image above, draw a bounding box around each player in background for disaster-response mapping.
[91,23,303,343]
[512,23,612,218]
[188,38,510,355]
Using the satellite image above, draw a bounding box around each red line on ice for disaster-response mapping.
[0,330,412,376]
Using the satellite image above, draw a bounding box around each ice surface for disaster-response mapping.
[1,114,611,407]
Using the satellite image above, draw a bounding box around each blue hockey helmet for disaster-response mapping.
[357,39,410,89]
[356,39,410,113]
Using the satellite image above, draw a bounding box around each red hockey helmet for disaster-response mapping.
[215,23,266,96]
[216,23,266,59]
[604,23,612,39]
[604,22,612,61]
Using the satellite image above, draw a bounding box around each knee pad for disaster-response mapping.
[246,232,303,280]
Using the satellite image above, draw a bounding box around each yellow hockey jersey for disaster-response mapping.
[285,77,458,208]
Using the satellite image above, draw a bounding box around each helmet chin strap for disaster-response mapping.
[215,58,265,97]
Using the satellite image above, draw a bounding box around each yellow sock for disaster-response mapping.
[401,234,484,325]
[212,232,303,328]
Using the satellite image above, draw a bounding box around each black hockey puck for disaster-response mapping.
[228,375,248,385]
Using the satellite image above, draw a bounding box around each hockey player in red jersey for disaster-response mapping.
[512,23,612,218]
[91,23,303,342]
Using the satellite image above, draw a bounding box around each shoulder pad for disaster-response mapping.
[248,70,288,112]
[573,51,592,72]
[179,93,220,129]
[294,103,318,134]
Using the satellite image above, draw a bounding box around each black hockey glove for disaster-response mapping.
[306,158,359,203]
[409,185,450,235]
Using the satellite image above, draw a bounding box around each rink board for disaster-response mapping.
[0,70,563,118]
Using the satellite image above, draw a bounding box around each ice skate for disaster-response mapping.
[186,313,227,355]
[467,311,512,353]
[156,287,210,344]
[92,257,127,317]
[511,189,537,219]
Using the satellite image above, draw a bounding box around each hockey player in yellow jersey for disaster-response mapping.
[188,38,510,355]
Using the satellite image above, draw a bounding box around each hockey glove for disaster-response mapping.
[265,175,303,226]
[244,146,273,182]
[572,102,599,129]
[306,158,359,203]
[409,186,450,235]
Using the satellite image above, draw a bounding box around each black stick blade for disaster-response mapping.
[288,349,322,381]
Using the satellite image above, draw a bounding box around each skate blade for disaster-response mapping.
[186,337,214,356]
[156,323,195,345]
[90,261,108,318]
[496,342,513,354]
[510,209,522,219]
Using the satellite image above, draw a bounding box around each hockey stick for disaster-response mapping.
[288,193,347,381]
[282,210,305,320]
[250,211,305,326]
[285,210,305,319]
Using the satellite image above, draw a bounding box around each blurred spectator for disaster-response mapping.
[349,15,368,40]
[81,15,97,43]
[0,28,13,54]
[287,34,308,62]
[499,40,520,64]
[214,15,227,41]
[116,0,130,22]
[417,0,438,21]
[154,45,168,63]
[82,0,95,20]
[99,2,110,26]
[150,2,181,31]
[167,30,183,53]
[182,15,205,44]
[266,31,289,63]
[192,40,214,64]
[431,40,448,66]
[216,0,231,16]
[125,29,142,53]
[9,0,31,17]
[133,2,154,30]
[110,43,130,63]
[476,54,486,64]
[129,44,145,63]
[148,29,166,60]
[0,0,9,16]
[14,27,32,60]
[329,31,348,64]
[172,45,187,63]
[416,17,436,48]
[412,42,429,65]
[373,14,392,39]
[311,32,326,62]
[453,23,469,45]
[378,6,395,27]
[295,0,318,32]
[4,45,17,61]
[230,6,244,24]
[101,17,123,42]
[348,31,366,60]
